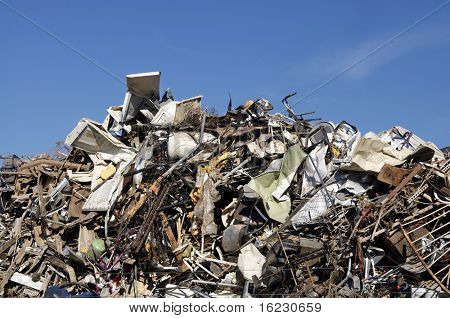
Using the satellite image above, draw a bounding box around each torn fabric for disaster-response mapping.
[244,143,307,223]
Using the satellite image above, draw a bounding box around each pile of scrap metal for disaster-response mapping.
[1,71,449,298]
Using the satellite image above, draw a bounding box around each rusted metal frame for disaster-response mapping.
[399,225,450,294]
[19,159,87,171]
[214,157,251,187]
[382,205,437,238]
[348,204,373,243]
[125,189,152,219]
[0,171,32,176]
[36,172,48,231]
[0,263,17,295]
[47,256,77,283]
[132,182,171,253]
[370,165,423,241]
[402,205,445,227]
[159,212,188,271]
[413,229,450,246]
[25,245,48,274]
[361,204,395,242]
[277,232,298,287]
[422,244,450,262]
[381,165,423,205]
[408,210,450,236]
[0,237,18,254]
[434,264,450,276]
[412,223,450,248]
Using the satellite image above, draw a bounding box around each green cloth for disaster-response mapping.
[245,143,307,223]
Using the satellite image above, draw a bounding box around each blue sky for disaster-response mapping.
[1,0,449,156]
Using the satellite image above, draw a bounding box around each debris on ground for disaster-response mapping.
[1,71,449,298]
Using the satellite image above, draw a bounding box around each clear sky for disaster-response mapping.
[1,0,449,156]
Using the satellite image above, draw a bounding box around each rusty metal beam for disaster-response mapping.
[400,225,450,294]
[370,165,423,241]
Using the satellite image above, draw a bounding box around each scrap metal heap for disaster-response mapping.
[1,72,449,298]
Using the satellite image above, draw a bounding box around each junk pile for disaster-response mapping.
[1,72,449,298]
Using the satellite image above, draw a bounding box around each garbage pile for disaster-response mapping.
[1,71,449,298]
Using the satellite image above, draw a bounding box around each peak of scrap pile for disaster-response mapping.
[0,71,449,298]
